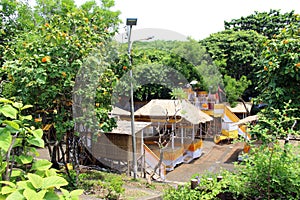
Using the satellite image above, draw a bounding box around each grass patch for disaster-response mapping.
[61,169,171,199]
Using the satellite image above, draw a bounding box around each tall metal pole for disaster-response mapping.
[127,24,137,179]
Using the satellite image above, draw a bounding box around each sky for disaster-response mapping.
[79,0,300,40]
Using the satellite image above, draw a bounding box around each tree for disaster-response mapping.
[256,14,300,115]
[113,46,205,102]
[224,9,298,39]
[200,29,266,99]
[0,0,120,166]
[223,75,251,107]
[0,0,36,71]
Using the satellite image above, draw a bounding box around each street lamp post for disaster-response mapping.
[126,18,154,179]
[126,18,138,179]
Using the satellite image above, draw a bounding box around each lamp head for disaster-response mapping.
[126,18,137,26]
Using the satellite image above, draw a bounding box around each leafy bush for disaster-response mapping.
[164,103,300,200]
[0,98,83,199]
[0,159,83,200]
[233,144,300,199]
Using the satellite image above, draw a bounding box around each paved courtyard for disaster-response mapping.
[165,138,244,182]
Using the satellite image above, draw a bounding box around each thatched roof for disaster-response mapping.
[225,102,252,113]
[109,120,151,135]
[134,99,213,124]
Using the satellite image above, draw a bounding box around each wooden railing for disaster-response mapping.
[224,106,240,122]
[143,144,166,180]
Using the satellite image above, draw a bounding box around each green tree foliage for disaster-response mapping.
[114,39,224,102]
[237,102,300,199]
[223,75,251,107]
[256,14,300,112]
[201,29,266,99]
[114,46,205,102]
[224,9,298,39]
[167,39,223,92]
[0,0,120,169]
[1,0,120,133]
[0,0,34,68]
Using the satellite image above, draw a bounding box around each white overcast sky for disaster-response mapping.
[79,0,299,40]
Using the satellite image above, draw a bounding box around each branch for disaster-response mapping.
[238,97,250,116]
[4,133,18,181]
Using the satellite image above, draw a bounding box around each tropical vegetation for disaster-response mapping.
[0,0,299,199]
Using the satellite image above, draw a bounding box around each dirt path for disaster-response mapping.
[165,139,244,183]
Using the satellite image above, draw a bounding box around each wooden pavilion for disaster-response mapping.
[134,99,213,171]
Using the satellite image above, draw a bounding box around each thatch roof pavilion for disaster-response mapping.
[134,99,213,125]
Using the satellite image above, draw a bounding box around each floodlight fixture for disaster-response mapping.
[126,18,137,26]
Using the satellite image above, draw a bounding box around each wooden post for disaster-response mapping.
[171,124,175,149]
[217,176,223,182]
[200,123,202,138]
[141,129,144,177]
[192,124,195,140]
[207,177,213,182]
[181,127,184,145]
[191,179,198,189]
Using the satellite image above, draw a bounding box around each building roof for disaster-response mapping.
[109,120,151,135]
[232,115,258,126]
[225,102,253,114]
[110,106,130,116]
[134,99,213,124]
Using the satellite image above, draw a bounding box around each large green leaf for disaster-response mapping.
[45,169,57,177]
[6,191,24,200]
[32,129,43,139]
[0,181,16,188]
[0,162,7,174]
[42,176,68,189]
[1,186,16,195]
[70,189,84,198]
[27,173,43,189]
[0,129,12,151]
[16,181,29,190]
[3,120,20,131]
[20,105,33,111]
[18,155,33,164]
[31,160,52,171]
[43,191,60,200]
[23,188,45,200]
[11,169,23,177]
[0,98,13,104]
[20,115,32,121]
[27,136,44,148]
[0,105,18,119]
[12,102,23,109]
